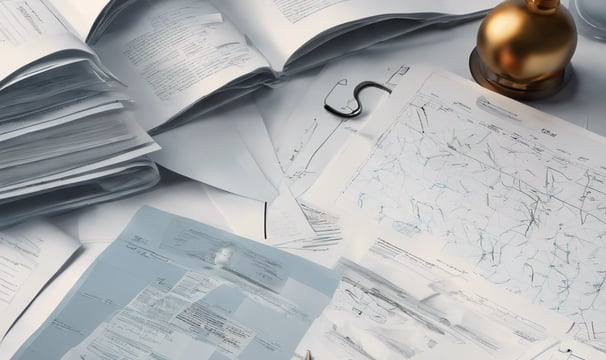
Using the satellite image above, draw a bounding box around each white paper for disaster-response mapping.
[92,0,272,131]
[0,113,159,200]
[528,336,606,360]
[256,68,320,136]
[212,0,499,72]
[305,65,606,348]
[0,0,98,82]
[210,183,374,269]
[13,206,340,360]
[45,0,111,41]
[233,107,283,193]
[76,175,230,243]
[294,225,572,360]
[0,242,108,360]
[0,93,127,142]
[152,101,280,202]
[271,53,410,197]
[0,220,80,340]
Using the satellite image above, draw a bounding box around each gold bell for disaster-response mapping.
[470,0,577,100]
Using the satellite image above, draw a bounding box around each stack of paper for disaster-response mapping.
[0,0,159,227]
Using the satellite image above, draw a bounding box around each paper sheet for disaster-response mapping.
[45,0,111,41]
[205,185,267,241]
[0,242,107,360]
[207,183,368,269]
[530,336,606,360]
[0,220,80,340]
[266,186,348,267]
[294,225,572,360]
[151,100,280,202]
[0,0,106,87]
[268,52,410,197]
[76,171,230,243]
[91,0,272,132]
[256,68,319,136]
[13,206,339,360]
[212,0,498,72]
[305,66,606,350]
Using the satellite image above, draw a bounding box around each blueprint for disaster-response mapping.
[294,228,572,359]
[305,67,606,351]
[13,206,339,360]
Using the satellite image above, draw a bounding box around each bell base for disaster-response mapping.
[469,47,573,101]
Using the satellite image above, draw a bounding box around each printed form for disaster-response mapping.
[0,221,80,340]
[13,206,339,360]
[305,66,606,352]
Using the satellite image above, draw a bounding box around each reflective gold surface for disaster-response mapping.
[470,0,577,99]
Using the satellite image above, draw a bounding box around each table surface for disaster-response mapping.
[1,13,605,359]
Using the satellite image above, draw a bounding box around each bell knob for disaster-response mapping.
[470,0,577,100]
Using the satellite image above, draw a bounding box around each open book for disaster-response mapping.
[45,0,499,133]
[0,0,160,226]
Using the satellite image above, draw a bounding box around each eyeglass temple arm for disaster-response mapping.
[323,81,392,118]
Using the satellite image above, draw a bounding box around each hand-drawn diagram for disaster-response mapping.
[335,72,606,350]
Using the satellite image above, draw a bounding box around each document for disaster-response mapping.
[294,226,572,359]
[0,243,107,360]
[46,0,139,43]
[152,100,281,202]
[0,0,100,82]
[0,220,80,340]
[45,0,112,41]
[206,183,367,269]
[3,0,498,133]
[531,337,606,359]
[0,0,159,226]
[213,0,500,73]
[14,207,339,360]
[265,186,354,268]
[92,0,273,132]
[305,66,606,349]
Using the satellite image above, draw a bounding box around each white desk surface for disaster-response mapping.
[2,15,605,359]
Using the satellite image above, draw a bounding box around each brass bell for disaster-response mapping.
[470,0,577,100]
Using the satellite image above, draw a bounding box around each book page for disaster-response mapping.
[0,220,80,340]
[0,0,95,81]
[211,0,498,72]
[44,0,110,41]
[92,0,273,131]
[305,65,606,351]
